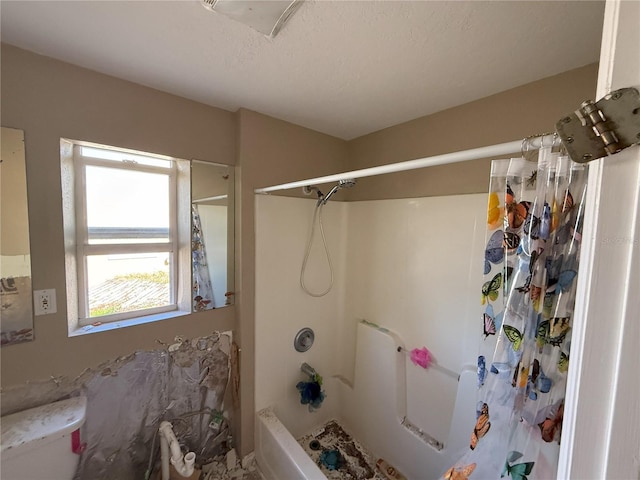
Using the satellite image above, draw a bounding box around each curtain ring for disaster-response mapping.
[521,132,557,161]
[521,134,539,162]
[540,133,554,149]
[553,132,568,156]
[520,137,528,159]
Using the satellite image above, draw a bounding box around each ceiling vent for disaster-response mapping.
[201,0,304,38]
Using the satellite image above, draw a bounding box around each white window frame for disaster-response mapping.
[62,139,192,334]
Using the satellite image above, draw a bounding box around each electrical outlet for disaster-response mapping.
[34,289,57,316]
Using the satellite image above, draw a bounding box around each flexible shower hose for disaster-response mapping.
[300,202,334,297]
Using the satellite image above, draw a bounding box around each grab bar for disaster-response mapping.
[429,363,460,381]
[396,346,459,381]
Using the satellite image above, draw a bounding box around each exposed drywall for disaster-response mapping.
[1,333,232,480]
[0,44,236,387]
[346,63,599,200]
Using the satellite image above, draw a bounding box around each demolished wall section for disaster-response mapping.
[1,332,233,480]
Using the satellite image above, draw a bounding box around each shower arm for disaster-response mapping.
[320,184,340,205]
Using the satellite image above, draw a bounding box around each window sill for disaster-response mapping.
[69,309,191,337]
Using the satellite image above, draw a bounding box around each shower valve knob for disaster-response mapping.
[294,327,315,352]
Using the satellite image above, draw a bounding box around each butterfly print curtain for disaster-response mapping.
[192,205,215,311]
[443,147,588,479]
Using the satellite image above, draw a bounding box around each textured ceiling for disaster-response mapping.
[1,1,605,140]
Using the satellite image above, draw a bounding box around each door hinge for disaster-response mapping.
[556,87,640,163]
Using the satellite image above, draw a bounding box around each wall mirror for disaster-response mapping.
[1,127,34,345]
[191,161,234,311]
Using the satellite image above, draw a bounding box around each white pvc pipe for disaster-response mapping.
[254,134,558,194]
[159,421,196,479]
[160,429,171,480]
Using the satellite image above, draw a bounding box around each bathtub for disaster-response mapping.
[254,322,478,479]
[255,407,327,480]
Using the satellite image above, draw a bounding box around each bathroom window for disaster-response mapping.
[61,140,192,333]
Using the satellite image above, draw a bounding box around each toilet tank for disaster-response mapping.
[1,396,87,480]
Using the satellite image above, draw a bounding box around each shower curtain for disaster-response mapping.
[443,146,588,479]
[192,205,215,310]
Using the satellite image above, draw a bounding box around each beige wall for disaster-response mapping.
[0,44,236,387]
[347,63,598,200]
[235,109,349,453]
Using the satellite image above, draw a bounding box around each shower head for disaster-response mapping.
[338,178,357,188]
[319,178,356,205]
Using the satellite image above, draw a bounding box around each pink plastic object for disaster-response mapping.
[410,347,432,369]
[71,429,86,454]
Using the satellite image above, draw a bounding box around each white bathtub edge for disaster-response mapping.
[255,407,328,480]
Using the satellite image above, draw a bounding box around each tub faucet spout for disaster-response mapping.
[301,362,317,378]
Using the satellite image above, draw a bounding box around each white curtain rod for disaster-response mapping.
[193,194,228,203]
[254,134,558,194]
